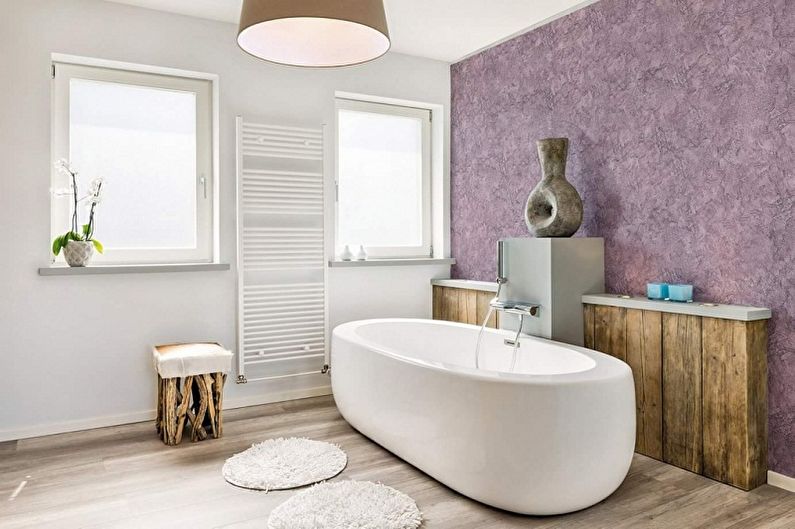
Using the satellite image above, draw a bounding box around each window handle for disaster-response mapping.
[200,175,207,199]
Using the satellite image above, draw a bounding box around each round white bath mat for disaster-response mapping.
[267,480,423,529]
[223,437,347,491]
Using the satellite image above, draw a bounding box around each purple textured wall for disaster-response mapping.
[450,0,794,476]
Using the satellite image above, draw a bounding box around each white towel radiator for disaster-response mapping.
[235,117,328,383]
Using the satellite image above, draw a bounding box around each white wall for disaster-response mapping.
[329,265,451,330]
[0,0,451,440]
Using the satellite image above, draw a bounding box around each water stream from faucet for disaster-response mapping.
[474,309,524,372]
[508,314,524,372]
[474,306,493,370]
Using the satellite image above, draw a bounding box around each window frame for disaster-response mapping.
[334,98,433,259]
[50,55,219,265]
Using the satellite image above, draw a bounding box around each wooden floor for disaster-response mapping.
[2,396,794,529]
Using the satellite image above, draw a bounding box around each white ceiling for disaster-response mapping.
[103,0,597,63]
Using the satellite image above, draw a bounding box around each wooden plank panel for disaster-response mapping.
[611,307,628,362]
[586,303,768,490]
[433,287,499,328]
[593,305,611,354]
[459,290,478,325]
[662,313,702,473]
[626,309,663,460]
[583,304,595,349]
[432,286,443,320]
[457,289,468,323]
[702,317,733,484]
[746,320,768,490]
[469,291,480,325]
[476,291,497,329]
[442,287,459,323]
[437,286,447,321]
[702,318,768,490]
[594,305,627,361]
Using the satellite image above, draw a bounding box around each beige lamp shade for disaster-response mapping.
[238,0,391,68]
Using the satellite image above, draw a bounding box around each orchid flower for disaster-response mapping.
[54,158,77,177]
[51,159,105,257]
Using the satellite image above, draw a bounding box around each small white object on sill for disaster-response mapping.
[340,245,354,261]
[355,245,368,261]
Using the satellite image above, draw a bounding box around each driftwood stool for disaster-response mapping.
[153,342,232,446]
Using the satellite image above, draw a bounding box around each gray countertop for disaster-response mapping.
[431,279,499,292]
[582,294,771,322]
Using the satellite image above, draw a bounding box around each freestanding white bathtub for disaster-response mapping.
[331,318,635,515]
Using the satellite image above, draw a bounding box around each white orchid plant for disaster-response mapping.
[51,159,105,256]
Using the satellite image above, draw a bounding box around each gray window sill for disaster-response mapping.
[329,258,455,268]
[39,263,231,276]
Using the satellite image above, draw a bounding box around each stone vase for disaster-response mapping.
[63,240,94,267]
[524,138,583,238]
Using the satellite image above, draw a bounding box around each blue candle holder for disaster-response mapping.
[668,284,694,302]
[646,282,669,300]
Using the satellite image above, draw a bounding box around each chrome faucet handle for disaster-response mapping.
[489,299,513,310]
[489,299,540,317]
[510,304,540,317]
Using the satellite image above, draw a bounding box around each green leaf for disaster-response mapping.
[52,235,64,256]
[67,231,82,242]
[91,239,104,254]
[82,223,91,236]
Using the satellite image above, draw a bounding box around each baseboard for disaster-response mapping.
[0,385,332,443]
[768,470,795,493]
[0,410,157,443]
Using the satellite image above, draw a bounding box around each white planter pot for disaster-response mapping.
[63,240,94,267]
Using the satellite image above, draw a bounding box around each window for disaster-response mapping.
[51,58,217,264]
[336,98,432,258]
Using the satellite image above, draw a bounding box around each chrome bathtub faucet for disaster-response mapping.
[493,240,541,318]
[489,301,540,360]
[474,240,542,370]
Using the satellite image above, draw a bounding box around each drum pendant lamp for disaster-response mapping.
[238,0,391,67]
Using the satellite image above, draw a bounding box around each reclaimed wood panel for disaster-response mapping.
[432,286,497,329]
[585,302,768,490]
[442,286,459,322]
[593,305,627,361]
[745,320,769,489]
[583,304,595,349]
[626,309,663,460]
[432,286,443,320]
[458,288,478,324]
[662,313,703,474]
[476,290,498,328]
[702,317,768,490]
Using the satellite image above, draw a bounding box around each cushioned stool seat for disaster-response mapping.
[153,342,232,446]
